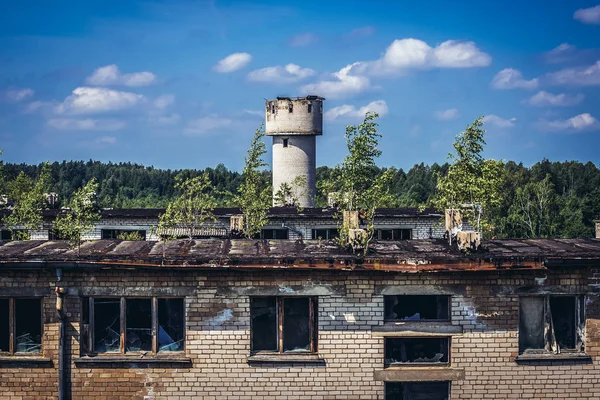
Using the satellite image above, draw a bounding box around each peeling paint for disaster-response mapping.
[535,275,547,285]
[277,284,294,294]
[207,309,233,326]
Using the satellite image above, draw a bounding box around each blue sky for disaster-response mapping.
[1,0,599,171]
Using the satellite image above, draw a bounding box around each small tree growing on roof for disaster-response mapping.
[53,178,101,253]
[156,172,217,241]
[236,123,271,239]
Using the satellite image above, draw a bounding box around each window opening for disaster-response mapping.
[158,298,185,352]
[0,299,9,352]
[385,337,449,366]
[385,382,449,400]
[311,228,339,240]
[0,298,42,354]
[384,295,449,321]
[126,299,152,352]
[261,229,289,239]
[307,104,312,113]
[288,103,293,113]
[282,138,289,148]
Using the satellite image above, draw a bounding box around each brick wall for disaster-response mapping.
[1,267,599,399]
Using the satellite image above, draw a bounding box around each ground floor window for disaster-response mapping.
[250,296,318,354]
[311,228,339,240]
[385,382,450,399]
[376,229,412,240]
[261,229,289,239]
[385,337,449,366]
[101,229,147,240]
[0,298,42,354]
[82,297,185,355]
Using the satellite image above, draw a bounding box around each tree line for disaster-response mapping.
[2,118,599,239]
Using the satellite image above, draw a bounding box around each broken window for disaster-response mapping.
[377,229,412,240]
[282,138,289,148]
[384,295,450,321]
[385,382,450,400]
[261,229,289,239]
[311,228,339,240]
[519,295,585,355]
[307,103,312,113]
[83,296,185,355]
[250,296,318,354]
[0,298,42,354]
[385,337,449,366]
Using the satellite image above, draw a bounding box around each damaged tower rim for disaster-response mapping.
[265,95,325,208]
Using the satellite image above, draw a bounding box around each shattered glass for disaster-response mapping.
[15,299,42,353]
[283,298,310,352]
[385,295,449,321]
[126,299,152,352]
[94,298,121,353]
[158,298,184,352]
[385,338,449,365]
[251,297,277,351]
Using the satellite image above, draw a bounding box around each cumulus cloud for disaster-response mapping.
[247,64,316,84]
[538,113,599,132]
[350,39,491,76]
[55,87,144,115]
[153,94,175,109]
[184,116,233,135]
[299,64,372,99]
[483,115,516,128]
[491,68,539,89]
[435,108,460,120]
[213,52,252,73]
[86,64,157,87]
[545,61,600,86]
[325,100,388,121]
[574,5,600,25]
[47,118,126,131]
[526,91,584,107]
[288,33,318,47]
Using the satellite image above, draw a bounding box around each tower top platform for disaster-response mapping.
[265,96,324,136]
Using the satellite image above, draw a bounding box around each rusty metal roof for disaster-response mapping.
[0,238,599,273]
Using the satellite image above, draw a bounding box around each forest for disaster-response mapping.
[3,158,600,239]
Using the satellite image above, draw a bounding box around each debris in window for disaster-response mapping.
[94,298,121,353]
[386,382,449,400]
[283,297,310,352]
[550,296,576,349]
[126,299,152,352]
[0,299,8,352]
[385,295,449,321]
[385,338,449,365]
[158,298,184,352]
[15,299,42,353]
[251,297,277,351]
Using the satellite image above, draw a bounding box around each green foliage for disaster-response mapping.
[53,178,101,250]
[236,123,271,238]
[4,163,52,240]
[322,112,394,253]
[434,116,505,235]
[157,172,217,241]
[116,231,145,241]
[273,175,307,210]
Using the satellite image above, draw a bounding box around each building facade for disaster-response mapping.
[1,238,600,399]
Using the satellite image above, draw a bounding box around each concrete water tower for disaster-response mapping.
[265,95,325,208]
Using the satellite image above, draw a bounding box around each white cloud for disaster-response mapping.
[299,64,372,99]
[47,118,126,131]
[538,113,599,132]
[247,64,316,84]
[184,116,233,135]
[96,136,117,145]
[483,115,516,128]
[153,94,175,109]
[325,100,389,121]
[545,61,600,86]
[155,113,180,125]
[544,43,576,64]
[86,64,157,87]
[526,91,584,107]
[288,33,318,47]
[491,68,538,89]
[350,39,491,76]
[55,87,144,115]
[435,108,460,120]
[574,5,600,25]
[213,52,252,73]
[4,88,34,102]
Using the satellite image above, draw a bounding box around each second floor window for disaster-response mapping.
[250,297,318,354]
[384,295,450,321]
[0,298,42,354]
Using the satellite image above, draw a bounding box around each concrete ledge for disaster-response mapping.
[374,367,465,382]
[247,353,325,364]
[516,353,592,363]
[75,356,192,367]
[0,356,53,367]
[372,322,463,336]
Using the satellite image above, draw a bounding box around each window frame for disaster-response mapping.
[376,228,413,241]
[261,229,289,240]
[385,381,450,400]
[518,294,585,356]
[0,297,43,355]
[311,228,339,240]
[81,296,186,356]
[384,336,451,367]
[250,296,318,355]
[100,229,147,240]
